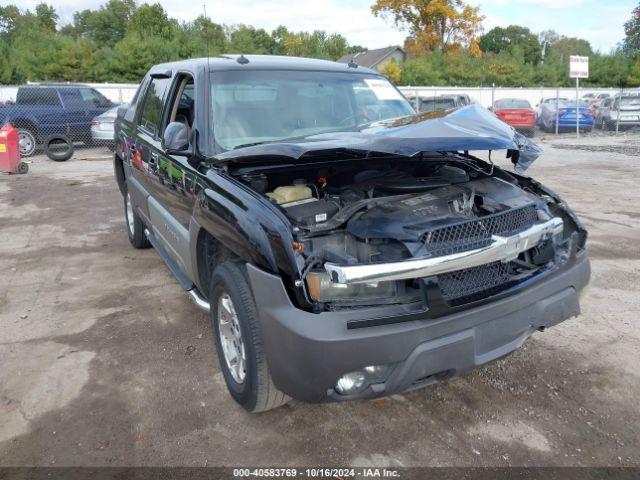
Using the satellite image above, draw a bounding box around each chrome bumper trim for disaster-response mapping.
[324,217,564,284]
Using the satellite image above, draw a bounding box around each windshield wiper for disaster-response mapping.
[233,141,267,150]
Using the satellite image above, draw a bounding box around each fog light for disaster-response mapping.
[334,364,394,395]
[363,364,393,383]
[335,371,368,395]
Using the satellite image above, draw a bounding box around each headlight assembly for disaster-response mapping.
[305,271,396,303]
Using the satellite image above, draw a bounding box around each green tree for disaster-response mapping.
[35,3,57,32]
[627,54,640,86]
[128,3,175,39]
[623,3,640,53]
[70,0,136,45]
[227,25,275,54]
[479,26,541,65]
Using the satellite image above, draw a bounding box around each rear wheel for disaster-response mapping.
[17,128,37,157]
[210,261,289,413]
[124,189,150,249]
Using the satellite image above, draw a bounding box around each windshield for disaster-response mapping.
[619,96,640,106]
[495,99,531,109]
[210,70,414,150]
[557,100,590,109]
[420,98,456,111]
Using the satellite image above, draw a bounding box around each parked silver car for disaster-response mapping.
[595,95,640,130]
[90,105,121,146]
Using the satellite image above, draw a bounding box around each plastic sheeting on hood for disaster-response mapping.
[213,103,542,173]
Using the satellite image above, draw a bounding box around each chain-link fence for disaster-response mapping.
[398,86,640,136]
[0,83,137,158]
[1,81,638,159]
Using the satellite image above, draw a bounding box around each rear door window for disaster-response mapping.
[138,78,171,137]
[58,88,85,108]
[16,88,61,106]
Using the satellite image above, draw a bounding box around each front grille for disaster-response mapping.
[422,205,539,256]
[437,261,517,307]
[424,205,540,306]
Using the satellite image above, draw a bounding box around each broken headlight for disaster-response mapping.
[305,271,396,303]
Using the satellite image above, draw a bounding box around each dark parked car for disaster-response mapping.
[492,98,536,137]
[0,84,115,156]
[114,56,590,412]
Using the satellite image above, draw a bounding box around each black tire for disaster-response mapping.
[210,261,289,413]
[17,128,37,157]
[44,136,74,162]
[124,188,150,249]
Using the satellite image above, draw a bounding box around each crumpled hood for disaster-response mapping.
[213,104,542,172]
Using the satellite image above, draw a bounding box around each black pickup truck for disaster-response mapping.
[114,55,590,412]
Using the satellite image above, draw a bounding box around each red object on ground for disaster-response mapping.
[494,108,536,130]
[0,123,28,174]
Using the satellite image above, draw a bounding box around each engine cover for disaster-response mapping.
[346,177,539,242]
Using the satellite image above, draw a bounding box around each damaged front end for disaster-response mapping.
[222,105,587,321]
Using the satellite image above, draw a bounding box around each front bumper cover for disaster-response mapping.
[247,250,590,403]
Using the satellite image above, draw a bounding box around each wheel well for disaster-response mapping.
[11,119,39,138]
[113,154,126,196]
[196,229,237,299]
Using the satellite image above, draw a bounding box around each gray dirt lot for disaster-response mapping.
[0,130,639,467]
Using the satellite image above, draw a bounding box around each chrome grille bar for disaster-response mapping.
[324,217,563,284]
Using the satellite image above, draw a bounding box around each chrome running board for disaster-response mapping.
[188,288,210,312]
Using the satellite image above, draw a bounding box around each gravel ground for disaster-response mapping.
[0,130,639,467]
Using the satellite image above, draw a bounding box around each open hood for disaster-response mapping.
[213,104,542,173]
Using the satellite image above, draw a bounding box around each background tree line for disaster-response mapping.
[373,0,640,87]
[0,0,638,87]
[0,0,356,84]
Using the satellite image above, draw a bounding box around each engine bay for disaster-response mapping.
[233,155,568,308]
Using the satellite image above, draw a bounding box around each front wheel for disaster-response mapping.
[124,189,150,249]
[210,261,289,413]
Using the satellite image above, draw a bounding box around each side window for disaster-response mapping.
[58,88,85,107]
[16,88,61,106]
[138,77,171,137]
[165,75,195,133]
[79,87,108,106]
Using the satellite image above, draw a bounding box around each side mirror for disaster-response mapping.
[163,121,190,155]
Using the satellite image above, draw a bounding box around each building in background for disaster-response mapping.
[337,46,405,72]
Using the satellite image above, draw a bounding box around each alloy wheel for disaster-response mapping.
[126,192,135,235]
[217,292,246,383]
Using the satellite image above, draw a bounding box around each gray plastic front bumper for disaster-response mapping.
[246,251,590,403]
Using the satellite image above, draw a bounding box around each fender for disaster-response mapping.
[192,171,298,277]
[3,115,39,133]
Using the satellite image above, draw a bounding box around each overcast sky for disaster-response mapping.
[3,0,635,52]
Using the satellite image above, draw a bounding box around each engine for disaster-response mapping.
[234,156,569,309]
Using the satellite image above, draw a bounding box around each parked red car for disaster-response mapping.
[492,98,536,137]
